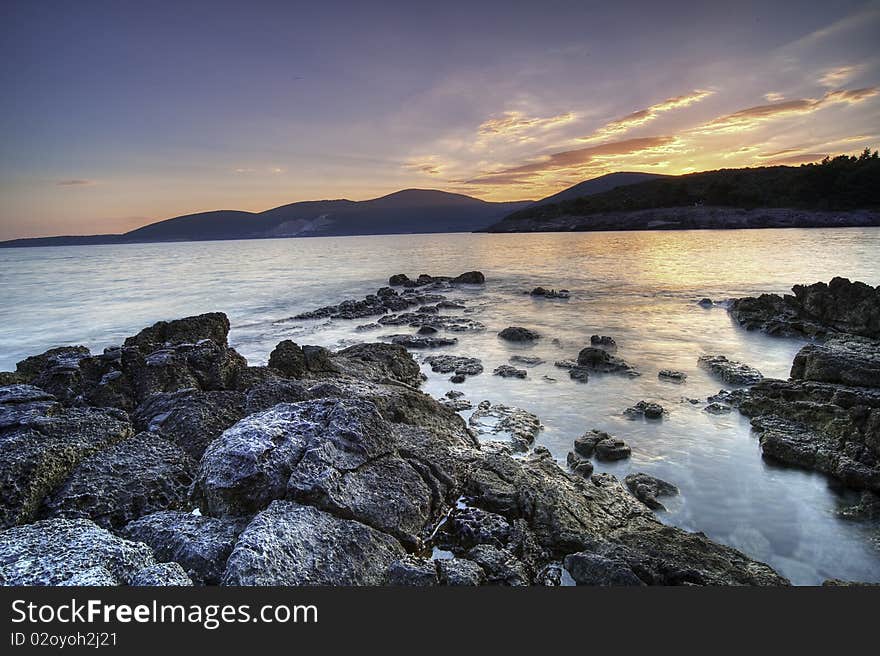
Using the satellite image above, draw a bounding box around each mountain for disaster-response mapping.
[528,172,668,207]
[1,189,533,248]
[485,153,880,233]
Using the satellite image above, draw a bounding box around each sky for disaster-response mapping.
[1,0,879,240]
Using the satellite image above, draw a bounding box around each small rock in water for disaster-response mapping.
[510,355,545,367]
[624,400,665,420]
[703,402,732,415]
[590,335,617,350]
[355,323,381,332]
[566,452,594,477]
[554,359,578,369]
[568,367,590,383]
[624,473,679,511]
[698,298,715,308]
[595,436,631,461]
[450,374,466,384]
[698,354,763,385]
[493,365,527,379]
[423,355,483,377]
[417,325,439,335]
[658,369,687,383]
[388,334,457,349]
[529,287,570,299]
[573,429,630,460]
[498,326,541,342]
[576,347,638,376]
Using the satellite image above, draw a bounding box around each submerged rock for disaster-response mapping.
[658,369,687,383]
[576,347,638,376]
[698,354,763,385]
[510,355,545,367]
[493,365,527,379]
[624,401,665,420]
[624,473,678,511]
[590,335,617,350]
[498,327,541,342]
[529,287,570,299]
[387,334,458,349]
[703,402,732,415]
[468,401,542,451]
[423,355,483,377]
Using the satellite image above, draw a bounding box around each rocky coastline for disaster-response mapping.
[1,273,878,586]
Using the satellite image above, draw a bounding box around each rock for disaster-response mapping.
[417,325,438,335]
[595,436,631,461]
[510,355,545,367]
[387,334,458,349]
[244,379,311,414]
[301,345,337,373]
[133,389,246,459]
[123,511,248,585]
[498,327,541,342]
[423,355,483,377]
[221,501,405,585]
[356,322,382,332]
[698,354,763,385]
[42,432,196,530]
[453,271,485,284]
[468,401,542,451]
[440,393,473,411]
[590,335,617,350]
[730,278,880,339]
[697,298,715,308]
[554,359,578,369]
[0,402,132,528]
[838,491,880,520]
[707,388,749,408]
[385,555,439,586]
[563,550,645,586]
[576,347,638,376]
[437,558,486,585]
[573,430,612,458]
[703,402,732,415]
[465,544,530,586]
[624,473,678,511]
[389,273,410,286]
[658,369,687,383]
[124,312,231,352]
[450,374,466,384]
[0,518,162,585]
[624,401,665,420]
[566,452,594,477]
[334,342,424,387]
[129,562,193,586]
[530,287,570,299]
[379,312,485,333]
[493,365,527,379]
[790,334,880,388]
[268,340,307,378]
[443,507,512,551]
[569,367,590,383]
[0,384,55,404]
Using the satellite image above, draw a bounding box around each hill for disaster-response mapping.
[485,151,880,233]
[1,189,533,248]
[528,172,667,207]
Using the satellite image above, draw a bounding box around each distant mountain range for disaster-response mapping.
[0,189,532,248]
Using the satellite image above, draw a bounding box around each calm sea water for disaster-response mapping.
[2,228,879,584]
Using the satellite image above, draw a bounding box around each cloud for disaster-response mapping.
[691,87,879,135]
[56,179,95,186]
[476,110,576,143]
[763,92,785,102]
[580,89,713,142]
[818,65,860,88]
[463,136,677,185]
[766,152,828,165]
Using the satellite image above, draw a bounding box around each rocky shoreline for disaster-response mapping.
[0,273,878,586]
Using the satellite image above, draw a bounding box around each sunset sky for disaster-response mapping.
[1,0,879,240]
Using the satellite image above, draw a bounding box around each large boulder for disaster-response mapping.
[790,334,880,388]
[124,312,232,352]
[221,501,405,585]
[0,400,132,528]
[332,343,424,387]
[123,511,248,585]
[267,340,307,378]
[0,518,170,586]
[42,432,195,530]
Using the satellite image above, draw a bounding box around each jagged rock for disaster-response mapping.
[124,312,231,352]
[564,550,645,586]
[133,389,246,459]
[423,355,483,377]
[417,325,438,335]
[453,271,485,284]
[389,273,410,286]
[42,432,196,530]
[450,374,466,384]
[334,343,424,387]
[123,511,248,585]
[0,384,56,405]
[624,401,665,419]
[387,334,458,348]
[790,334,880,388]
[0,518,162,586]
[659,369,687,383]
[837,491,880,520]
[530,287,570,299]
[590,335,617,350]
[443,507,512,551]
[498,327,541,342]
[566,452,594,477]
[576,347,638,376]
[730,278,880,338]
[244,379,311,414]
[129,562,193,586]
[698,354,763,385]
[510,355,545,367]
[493,365,527,379]
[379,312,485,333]
[624,473,678,511]
[0,402,132,528]
[468,401,542,451]
[436,558,486,585]
[595,436,631,461]
[569,367,590,382]
[356,322,382,332]
[221,501,405,585]
[268,340,307,378]
[703,402,732,415]
[707,389,749,408]
[465,544,530,586]
[385,555,438,585]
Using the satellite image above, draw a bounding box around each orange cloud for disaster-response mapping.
[581,89,712,141]
[818,65,859,88]
[477,111,575,139]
